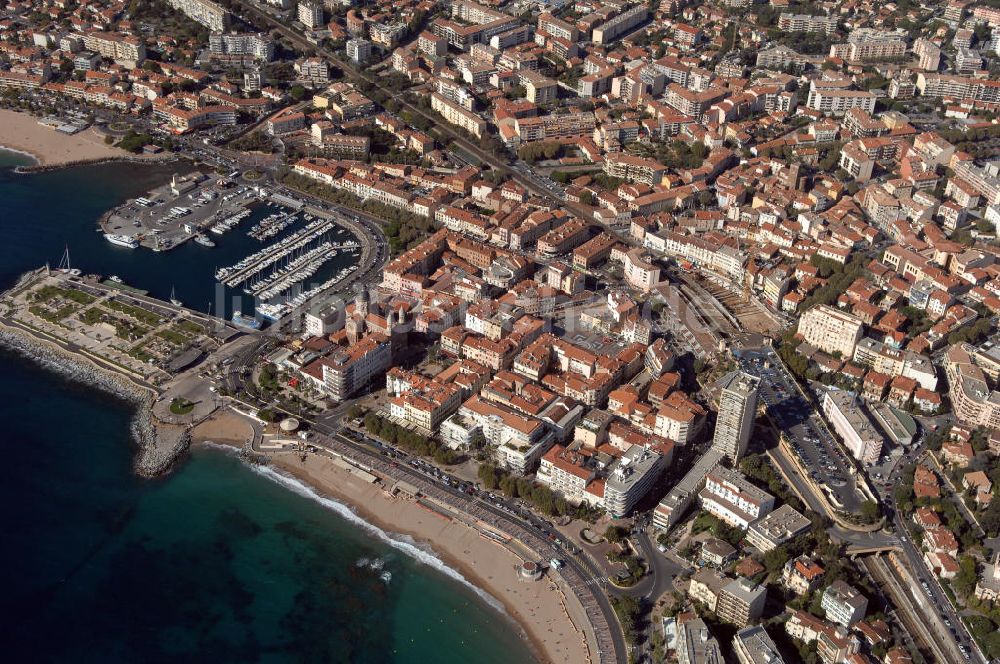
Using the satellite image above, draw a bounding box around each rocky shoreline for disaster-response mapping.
[0,325,189,477]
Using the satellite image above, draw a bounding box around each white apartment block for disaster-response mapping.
[208,33,274,61]
[81,32,146,66]
[778,13,837,34]
[603,445,665,518]
[297,1,324,28]
[745,504,811,552]
[821,580,869,626]
[712,371,760,463]
[165,0,229,31]
[822,389,884,465]
[431,92,486,138]
[699,465,775,529]
[537,446,595,504]
[798,304,864,358]
[315,336,392,401]
[806,85,877,115]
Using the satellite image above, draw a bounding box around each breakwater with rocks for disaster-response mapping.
[0,323,189,477]
[14,153,180,175]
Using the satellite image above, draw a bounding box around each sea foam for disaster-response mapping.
[251,463,507,614]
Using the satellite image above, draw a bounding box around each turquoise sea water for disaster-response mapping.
[0,149,535,663]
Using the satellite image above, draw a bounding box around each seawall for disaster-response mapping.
[13,153,179,175]
[0,323,189,477]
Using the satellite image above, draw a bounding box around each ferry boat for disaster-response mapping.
[231,311,262,330]
[194,234,216,247]
[104,233,139,249]
[109,275,123,284]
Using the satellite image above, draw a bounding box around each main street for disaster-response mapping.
[230,0,615,229]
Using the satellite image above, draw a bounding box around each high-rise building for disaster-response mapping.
[297,1,323,28]
[717,577,767,627]
[603,444,666,518]
[712,371,760,462]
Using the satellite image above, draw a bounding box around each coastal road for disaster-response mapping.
[306,426,629,664]
[216,349,628,664]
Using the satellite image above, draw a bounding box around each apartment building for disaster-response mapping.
[305,335,392,401]
[266,108,306,135]
[509,111,596,145]
[654,391,706,444]
[537,219,591,258]
[666,83,728,119]
[778,13,836,34]
[798,304,864,358]
[712,371,760,463]
[156,104,236,132]
[821,580,869,626]
[431,0,518,50]
[945,343,1000,430]
[519,69,557,105]
[346,38,374,64]
[829,29,906,63]
[537,12,579,42]
[592,5,649,45]
[603,444,666,517]
[537,446,595,504]
[700,465,775,529]
[165,0,229,31]
[456,395,554,473]
[388,379,462,432]
[620,248,661,293]
[296,57,330,85]
[822,389,884,465]
[208,33,274,62]
[745,504,811,552]
[852,338,937,390]
[733,626,786,664]
[603,153,666,185]
[431,92,487,138]
[806,83,877,115]
[755,44,811,70]
[297,1,323,29]
[81,32,145,66]
[689,567,728,611]
[717,577,767,627]
[676,616,724,664]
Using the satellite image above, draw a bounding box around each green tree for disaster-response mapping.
[859,500,880,523]
[954,555,978,597]
[762,546,790,574]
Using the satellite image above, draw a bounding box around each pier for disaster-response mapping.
[216,219,360,288]
[0,268,260,476]
[102,172,265,252]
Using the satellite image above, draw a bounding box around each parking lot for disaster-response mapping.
[103,174,259,251]
[737,347,865,512]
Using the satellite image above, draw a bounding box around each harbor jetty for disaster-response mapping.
[0,268,254,477]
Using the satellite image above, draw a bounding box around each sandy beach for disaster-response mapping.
[190,414,590,664]
[272,453,591,664]
[0,109,150,167]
